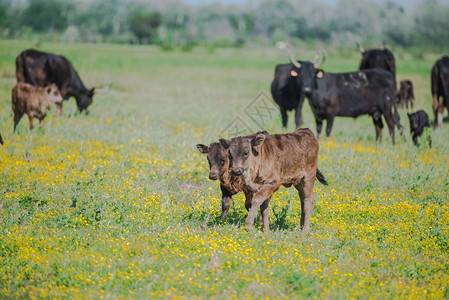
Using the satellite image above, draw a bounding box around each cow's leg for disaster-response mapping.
[56,103,63,117]
[295,177,315,232]
[28,114,34,130]
[245,185,275,232]
[221,195,232,222]
[372,112,384,142]
[316,119,323,138]
[325,116,334,137]
[412,134,418,146]
[383,110,396,145]
[280,108,288,128]
[432,94,443,128]
[39,117,45,128]
[294,95,306,128]
[13,113,23,133]
[259,198,271,233]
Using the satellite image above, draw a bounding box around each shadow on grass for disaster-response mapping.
[182,200,296,231]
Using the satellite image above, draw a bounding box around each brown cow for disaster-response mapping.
[12,82,63,132]
[398,80,415,110]
[220,128,327,233]
[197,131,270,222]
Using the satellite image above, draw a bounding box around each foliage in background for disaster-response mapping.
[0,0,448,50]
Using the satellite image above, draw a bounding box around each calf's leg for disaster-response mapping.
[28,114,35,130]
[259,198,271,233]
[295,177,316,232]
[245,185,276,232]
[221,195,232,222]
[13,113,23,133]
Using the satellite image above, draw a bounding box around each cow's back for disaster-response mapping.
[261,129,319,182]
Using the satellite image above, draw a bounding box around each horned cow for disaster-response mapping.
[12,82,63,132]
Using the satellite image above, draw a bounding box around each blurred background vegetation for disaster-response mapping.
[0,0,448,51]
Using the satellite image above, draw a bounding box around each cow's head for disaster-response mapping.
[196,142,230,181]
[289,50,326,96]
[220,133,265,177]
[75,88,95,112]
[45,84,63,107]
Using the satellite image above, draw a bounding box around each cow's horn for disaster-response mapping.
[277,41,301,68]
[287,48,301,68]
[357,42,365,54]
[314,49,326,69]
[94,84,111,94]
[311,50,320,64]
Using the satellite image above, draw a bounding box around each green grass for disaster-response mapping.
[0,39,448,299]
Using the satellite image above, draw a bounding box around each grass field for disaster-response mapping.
[0,40,448,299]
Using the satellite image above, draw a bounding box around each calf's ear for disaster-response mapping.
[251,134,265,147]
[196,144,209,154]
[219,139,230,149]
[89,88,95,97]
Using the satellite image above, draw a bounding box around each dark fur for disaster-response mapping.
[431,56,449,127]
[271,62,306,128]
[0,132,3,145]
[359,48,396,87]
[293,61,402,144]
[16,49,95,115]
[408,110,431,147]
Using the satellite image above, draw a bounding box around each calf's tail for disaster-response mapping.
[316,168,328,186]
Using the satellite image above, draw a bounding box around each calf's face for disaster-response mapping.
[220,134,265,176]
[407,113,420,133]
[196,142,229,180]
[46,84,63,106]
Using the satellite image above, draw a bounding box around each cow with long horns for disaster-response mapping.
[271,43,325,128]
[288,50,403,144]
[16,49,109,116]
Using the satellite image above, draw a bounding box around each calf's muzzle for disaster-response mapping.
[231,168,244,176]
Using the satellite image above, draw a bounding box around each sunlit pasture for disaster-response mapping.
[0,40,448,298]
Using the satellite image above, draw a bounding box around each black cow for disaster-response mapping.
[398,80,415,110]
[288,54,403,144]
[358,44,396,87]
[407,110,431,147]
[271,48,325,128]
[16,49,96,116]
[431,56,449,128]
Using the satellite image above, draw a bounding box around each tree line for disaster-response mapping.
[0,0,448,50]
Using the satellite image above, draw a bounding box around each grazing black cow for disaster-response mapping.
[398,80,415,110]
[431,56,449,128]
[16,49,96,116]
[408,110,431,147]
[289,53,403,144]
[271,48,325,128]
[358,44,396,87]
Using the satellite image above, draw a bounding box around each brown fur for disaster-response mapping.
[221,128,326,233]
[398,80,414,110]
[12,82,63,132]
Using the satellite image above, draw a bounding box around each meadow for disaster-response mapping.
[0,40,448,299]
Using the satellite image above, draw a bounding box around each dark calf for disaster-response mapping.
[408,110,431,147]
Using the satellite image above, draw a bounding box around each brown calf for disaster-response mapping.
[12,82,63,132]
[398,80,414,110]
[220,128,327,233]
[197,131,270,222]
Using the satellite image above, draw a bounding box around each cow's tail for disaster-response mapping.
[316,168,328,186]
[393,101,404,136]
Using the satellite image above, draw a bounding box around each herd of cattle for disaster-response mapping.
[0,45,448,232]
